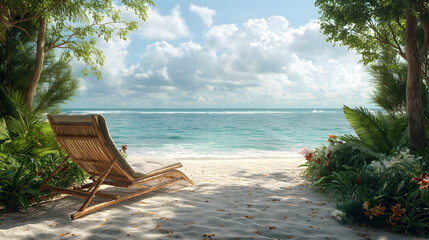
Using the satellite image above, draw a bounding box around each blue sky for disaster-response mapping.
[65,0,373,109]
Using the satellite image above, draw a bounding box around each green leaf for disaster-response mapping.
[313,175,329,186]
[421,190,429,207]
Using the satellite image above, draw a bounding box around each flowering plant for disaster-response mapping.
[362,201,386,220]
[299,135,346,180]
[119,144,128,159]
[386,203,406,226]
[298,147,313,162]
[411,173,429,208]
[412,173,429,191]
[327,134,343,145]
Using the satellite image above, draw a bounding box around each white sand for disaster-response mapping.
[0,157,411,239]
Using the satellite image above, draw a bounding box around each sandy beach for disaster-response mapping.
[0,157,411,239]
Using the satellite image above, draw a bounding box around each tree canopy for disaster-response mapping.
[315,0,429,151]
[0,0,154,109]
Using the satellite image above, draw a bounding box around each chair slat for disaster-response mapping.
[74,159,102,163]
[51,124,93,128]
[56,134,99,140]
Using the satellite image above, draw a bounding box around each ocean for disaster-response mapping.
[63,108,355,158]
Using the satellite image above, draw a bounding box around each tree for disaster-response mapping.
[315,0,429,151]
[0,0,154,110]
[0,26,79,117]
[370,51,408,117]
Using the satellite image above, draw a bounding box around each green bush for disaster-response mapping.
[0,160,42,212]
[0,113,88,213]
[301,106,429,237]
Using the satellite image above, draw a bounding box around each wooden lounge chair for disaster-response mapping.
[40,114,193,219]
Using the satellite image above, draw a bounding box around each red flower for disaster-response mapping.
[355,178,362,185]
[315,158,320,164]
[33,170,44,176]
[412,173,429,190]
[121,144,128,152]
[298,147,313,162]
[412,173,428,182]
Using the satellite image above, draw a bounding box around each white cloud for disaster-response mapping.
[189,4,216,27]
[120,5,190,40]
[71,15,371,108]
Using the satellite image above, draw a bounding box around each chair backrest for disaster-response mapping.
[48,114,136,182]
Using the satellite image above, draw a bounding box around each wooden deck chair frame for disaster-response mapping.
[40,114,193,220]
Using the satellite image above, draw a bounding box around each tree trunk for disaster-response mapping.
[24,18,46,110]
[405,10,426,151]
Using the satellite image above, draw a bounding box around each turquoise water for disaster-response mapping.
[63,108,355,158]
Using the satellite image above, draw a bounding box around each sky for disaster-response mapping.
[64,0,373,109]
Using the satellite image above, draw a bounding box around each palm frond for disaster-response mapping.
[0,86,40,134]
[339,134,361,144]
[386,115,409,146]
[343,106,392,154]
[0,118,10,141]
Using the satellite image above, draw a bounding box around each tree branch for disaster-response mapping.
[369,20,395,46]
[387,22,406,59]
[368,25,403,57]
[44,19,126,53]
[13,25,37,42]
[396,17,405,31]
[45,31,78,52]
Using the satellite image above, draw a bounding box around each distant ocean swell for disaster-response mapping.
[66,110,337,115]
[63,108,354,159]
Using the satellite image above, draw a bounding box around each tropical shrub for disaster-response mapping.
[301,106,429,237]
[0,89,87,213]
[0,160,42,212]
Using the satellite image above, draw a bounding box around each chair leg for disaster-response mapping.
[78,160,116,212]
[39,156,70,191]
[178,171,194,185]
[71,175,185,220]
